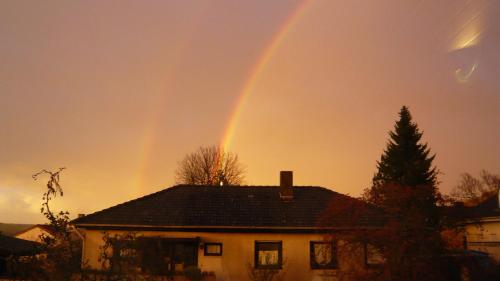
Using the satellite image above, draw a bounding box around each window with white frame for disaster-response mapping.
[310,241,337,269]
[255,241,282,269]
[204,243,222,256]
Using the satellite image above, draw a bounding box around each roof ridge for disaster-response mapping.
[175,185,336,189]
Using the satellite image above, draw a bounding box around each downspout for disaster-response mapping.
[70,225,85,268]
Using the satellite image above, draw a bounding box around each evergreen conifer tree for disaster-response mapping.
[362,106,446,280]
[372,106,437,188]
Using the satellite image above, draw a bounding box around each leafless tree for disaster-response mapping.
[451,170,500,205]
[175,145,245,186]
[10,168,86,281]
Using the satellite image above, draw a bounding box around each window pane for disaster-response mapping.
[174,243,197,266]
[138,238,198,274]
[119,248,137,258]
[259,250,279,265]
[313,243,332,265]
[206,244,221,255]
[255,242,281,268]
[259,243,278,251]
[310,241,336,269]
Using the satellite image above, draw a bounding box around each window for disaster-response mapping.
[112,238,198,275]
[255,241,282,269]
[365,243,384,267]
[111,240,140,274]
[204,243,222,256]
[310,241,337,269]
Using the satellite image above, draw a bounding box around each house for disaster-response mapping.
[14,224,56,242]
[72,171,380,281]
[464,191,500,261]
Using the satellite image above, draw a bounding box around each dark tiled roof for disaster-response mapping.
[466,192,500,218]
[0,234,39,256]
[14,224,57,237]
[73,185,377,229]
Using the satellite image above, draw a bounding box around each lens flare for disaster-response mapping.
[455,62,478,83]
[453,29,481,51]
[448,1,487,51]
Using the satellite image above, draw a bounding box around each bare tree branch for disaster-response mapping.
[451,170,500,205]
[175,145,245,186]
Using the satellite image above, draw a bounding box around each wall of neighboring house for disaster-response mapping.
[15,227,52,242]
[79,229,369,281]
[466,218,500,261]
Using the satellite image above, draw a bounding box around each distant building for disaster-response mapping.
[464,191,500,261]
[72,171,381,281]
[15,224,55,242]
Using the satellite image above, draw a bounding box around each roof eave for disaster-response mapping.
[73,223,380,233]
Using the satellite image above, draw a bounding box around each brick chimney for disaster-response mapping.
[279,171,293,201]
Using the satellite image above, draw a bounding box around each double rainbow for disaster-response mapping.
[220,0,314,151]
[134,0,314,192]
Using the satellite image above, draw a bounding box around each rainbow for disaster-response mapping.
[220,0,314,152]
[134,1,314,193]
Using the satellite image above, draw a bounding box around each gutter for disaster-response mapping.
[72,223,381,234]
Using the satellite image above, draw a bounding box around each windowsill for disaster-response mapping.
[254,266,283,270]
[310,267,338,270]
[316,270,340,277]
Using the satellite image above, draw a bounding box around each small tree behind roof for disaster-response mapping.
[451,170,500,205]
[175,145,245,186]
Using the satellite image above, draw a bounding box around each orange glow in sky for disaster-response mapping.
[1,0,500,223]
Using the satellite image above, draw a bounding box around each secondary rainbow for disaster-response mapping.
[220,0,314,152]
[133,5,210,194]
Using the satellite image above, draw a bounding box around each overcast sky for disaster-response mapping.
[1,0,499,223]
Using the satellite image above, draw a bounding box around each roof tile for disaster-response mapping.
[72,185,374,228]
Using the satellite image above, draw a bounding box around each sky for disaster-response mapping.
[1,0,499,223]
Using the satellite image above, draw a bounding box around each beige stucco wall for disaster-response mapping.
[15,227,52,242]
[466,217,500,261]
[79,229,367,281]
